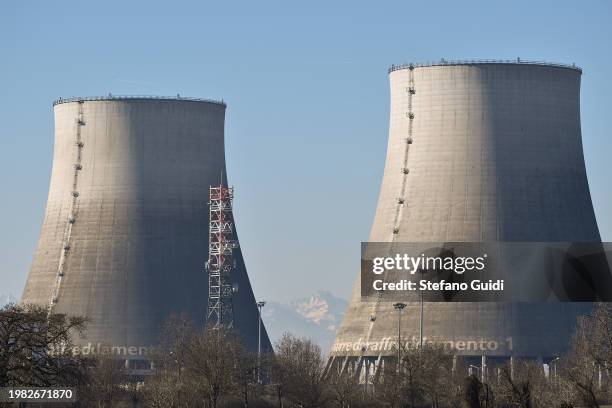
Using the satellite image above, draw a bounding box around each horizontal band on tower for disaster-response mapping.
[53,95,226,107]
[389,59,582,73]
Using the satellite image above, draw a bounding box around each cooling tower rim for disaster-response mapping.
[389,59,582,74]
[52,95,226,107]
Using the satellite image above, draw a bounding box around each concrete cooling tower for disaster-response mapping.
[21,96,271,365]
[330,61,602,371]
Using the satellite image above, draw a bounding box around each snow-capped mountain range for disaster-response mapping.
[0,293,17,306]
[262,291,347,354]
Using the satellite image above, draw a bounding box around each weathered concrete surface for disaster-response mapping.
[332,63,601,360]
[21,97,271,356]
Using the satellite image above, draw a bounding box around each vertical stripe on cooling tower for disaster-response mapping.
[49,101,86,312]
[365,65,417,341]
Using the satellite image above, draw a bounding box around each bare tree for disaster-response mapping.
[141,369,183,408]
[0,303,89,387]
[187,326,241,408]
[562,303,612,405]
[159,314,196,376]
[490,359,581,408]
[390,343,456,408]
[79,353,133,408]
[327,368,361,408]
[234,348,260,408]
[140,313,204,408]
[562,326,602,408]
[368,344,460,408]
[462,375,484,408]
[419,345,458,408]
[273,333,329,408]
[373,361,405,408]
[493,361,540,408]
[399,343,429,407]
[583,303,612,367]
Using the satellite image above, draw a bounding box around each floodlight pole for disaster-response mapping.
[257,301,266,383]
[419,268,426,348]
[394,302,407,368]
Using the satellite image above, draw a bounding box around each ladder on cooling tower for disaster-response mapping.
[49,101,86,313]
[367,64,418,323]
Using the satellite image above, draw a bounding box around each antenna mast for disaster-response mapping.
[206,183,238,329]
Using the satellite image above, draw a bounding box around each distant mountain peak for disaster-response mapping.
[0,293,18,307]
[262,291,347,353]
[292,291,344,325]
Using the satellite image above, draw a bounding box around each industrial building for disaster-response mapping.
[21,96,271,366]
[329,61,602,375]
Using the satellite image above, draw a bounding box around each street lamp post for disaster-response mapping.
[419,268,426,348]
[393,302,407,368]
[257,301,266,383]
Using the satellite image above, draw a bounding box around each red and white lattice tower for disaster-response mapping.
[206,184,238,329]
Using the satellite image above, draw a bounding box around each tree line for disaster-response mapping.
[2,303,612,407]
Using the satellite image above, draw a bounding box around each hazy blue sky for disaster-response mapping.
[1,0,611,303]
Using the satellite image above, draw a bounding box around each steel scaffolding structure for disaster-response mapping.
[206,184,238,329]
